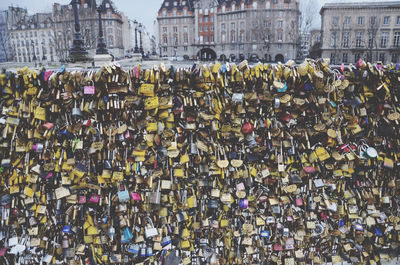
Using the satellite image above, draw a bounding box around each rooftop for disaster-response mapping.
[321,1,400,13]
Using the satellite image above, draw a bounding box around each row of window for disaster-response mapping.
[16,55,54,63]
[330,31,400,48]
[10,30,52,39]
[199,25,214,32]
[163,35,189,45]
[16,46,53,56]
[199,16,214,23]
[159,17,190,25]
[330,52,398,64]
[12,38,53,48]
[332,15,400,26]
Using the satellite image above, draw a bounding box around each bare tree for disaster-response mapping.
[298,0,318,59]
[0,30,10,61]
[366,16,380,62]
[249,9,273,60]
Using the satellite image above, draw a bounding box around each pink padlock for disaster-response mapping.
[131,192,141,201]
[89,194,100,203]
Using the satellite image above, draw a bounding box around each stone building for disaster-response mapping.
[52,0,124,61]
[0,10,10,62]
[8,8,56,64]
[157,0,300,62]
[320,1,400,64]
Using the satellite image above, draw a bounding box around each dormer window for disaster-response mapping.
[182,1,186,5]
[173,1,177,6]
[165,2,169,6]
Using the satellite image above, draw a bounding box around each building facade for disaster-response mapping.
[52,0,124,61]
[8,9,56,64]
[320,1,400,65]
[0,10,10,62]
[157,0,300,62]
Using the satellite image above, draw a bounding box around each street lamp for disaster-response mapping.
[31,40,37,66]
[69,0,88,61]
[159,43,162,58]
[138,23,143,55]
[133,20,139,53]
[95,0,108,54]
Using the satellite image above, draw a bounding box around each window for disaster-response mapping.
[279,11,283,18]
[278,31,282,41]
[107,12,111,18]
[278,21,283,28]
[163,27,167,33]
[231,30,235,42]
[108,36,113,46]
[205,35,208,43]
[345,17,351,25]
[394,32,400,47]
[356,32,362,47]
[173,27,177,33]
[210,16,214,22]
[381,32,388,48]
[184,9,187,16]
[174,36,178,45]
[173,10,177,16]
[108,21,112,25]
[163,47,167,52]
[184,34,188,43]
[358,16,364,25]
[108,28,113,34]
[343,53,348,63]
[370,16,376,25]
[163,10,166,17]
[392,54,398,63]
[199,17,202,23]
[332,17,339,26]
[163,36,167,44]
[383,16,390,25]
[205,17,208,23]
[397,16,400,25]
[354,53,360,63]
[199,26,202,32]
[205,26,208,32]
[343,32,349,47]
[330,53,336,64]
[222,34,226,42]
[183,26,187,33]
[210,25,214,31]
[184,46,188,51]
[379,53,385,63]
[222,23,225,30]
[330,32,337,47]
[211,35,214,42]
[368,32,374,48]
[277,43,282,49]
[231,23,235,30]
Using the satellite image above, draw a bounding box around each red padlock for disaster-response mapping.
[241,122,254,134]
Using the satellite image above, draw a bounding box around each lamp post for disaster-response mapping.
[159,43,162,58]
[138,23,143,55]
[69,0,88,61]
[133,20,139,53]
[31,40,37,67]
[96,0,108,54]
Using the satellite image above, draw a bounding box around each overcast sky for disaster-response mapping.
[0,0,388,35]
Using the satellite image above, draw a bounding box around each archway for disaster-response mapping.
[198,48,216,61]
[275,54,284,63]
